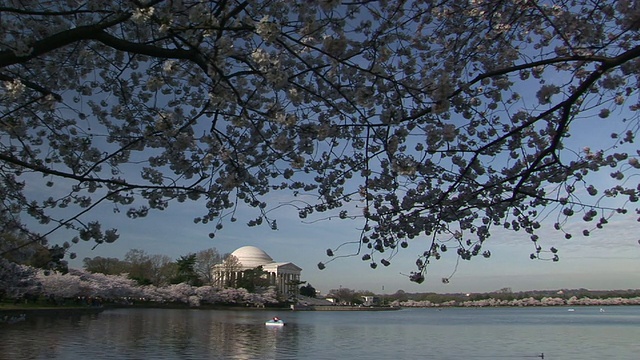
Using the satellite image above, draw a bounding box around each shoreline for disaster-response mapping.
[0,303,400,315]
[2,302,636,323]
[296,305,401,311]
[2,302,630,316]
[0,306,106,316]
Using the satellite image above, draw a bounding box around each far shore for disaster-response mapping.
[1,303,400,316]
[2,300,638,320]
[1,306,106,316]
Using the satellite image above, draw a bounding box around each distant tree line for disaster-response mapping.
[2,219,315,299]
[316,287,640,307]
[324,287,376,305]
[381,288,640,305]
[82,248,316,298]
[82,248,228,287]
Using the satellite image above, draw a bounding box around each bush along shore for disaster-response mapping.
[391,295,640,308]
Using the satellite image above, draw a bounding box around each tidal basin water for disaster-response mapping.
[1,306,639,359]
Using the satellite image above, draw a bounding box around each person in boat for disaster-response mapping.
[272,316,280,321]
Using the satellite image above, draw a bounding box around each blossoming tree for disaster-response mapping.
[1,1,639,282]
[0,258,38,299]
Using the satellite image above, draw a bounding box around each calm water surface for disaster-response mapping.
[1,306,639,359]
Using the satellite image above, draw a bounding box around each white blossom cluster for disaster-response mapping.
[3,79,25,99]
[255,15,279,43]
[0,258,38,298]
[1,0,639,282]
[395,295,640,308]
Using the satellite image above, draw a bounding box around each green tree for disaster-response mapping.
[3,237,68,273]
[0,209,68,272]
[171,254,202,286]
[299,283,317,298]
[328,287,357,305]
[390,290,409,303]
[84,251,174,286]
[235,266,270,293]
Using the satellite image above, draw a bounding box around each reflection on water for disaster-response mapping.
[1,307,639,359]
[0,309,302,360]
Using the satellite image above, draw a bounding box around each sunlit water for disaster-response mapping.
[1,306,639,359]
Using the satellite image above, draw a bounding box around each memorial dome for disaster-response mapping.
[230,246,274,268]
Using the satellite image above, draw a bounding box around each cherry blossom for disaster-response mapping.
[36,270,84,299]
[3,262,282,306]
[0,1,639,282]
[396,295,640,308]
[0,258,38,298]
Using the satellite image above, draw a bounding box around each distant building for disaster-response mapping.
[212,246,302,296]
[325,296,337,304]
[362,296,381,306]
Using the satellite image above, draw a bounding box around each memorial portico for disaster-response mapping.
[212,246,302,296]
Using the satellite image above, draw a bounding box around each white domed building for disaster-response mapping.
[212,246,302,296]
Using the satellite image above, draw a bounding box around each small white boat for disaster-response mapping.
[265,318,285,326]
[567,308,575,312]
